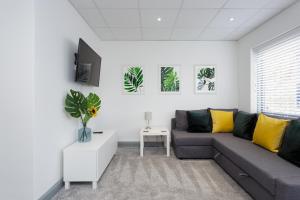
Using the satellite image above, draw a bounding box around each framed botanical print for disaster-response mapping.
[159,65,180,94]
[122,65,144,95]
[194,65,216,94]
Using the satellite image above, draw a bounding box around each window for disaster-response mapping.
[254,28,300,117]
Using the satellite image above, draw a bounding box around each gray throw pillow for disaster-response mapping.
[175,110,188,130]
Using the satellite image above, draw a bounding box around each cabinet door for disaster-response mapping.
[64,150,97,181]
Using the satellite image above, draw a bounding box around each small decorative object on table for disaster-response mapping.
[144,111,152,129]
[64,89,101,143]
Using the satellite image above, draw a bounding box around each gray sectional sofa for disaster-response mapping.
[171,118,300,200]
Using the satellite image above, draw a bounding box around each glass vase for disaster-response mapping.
[78,125,91,143]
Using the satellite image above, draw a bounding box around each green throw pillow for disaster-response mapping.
[278,120,300,167]
[187,110,211,133]
[233,111,257,140]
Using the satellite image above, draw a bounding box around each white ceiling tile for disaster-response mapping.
[101,9,140,27]
[77,9,107,27]
[94,0,138,8]
[111,28,141,40]
[94,28,114,40]
[140,9,179,28]
[142,28,172,40]
[171,28,204,40]
[139,0,182,8]
[69,0,96,9]
[208,9,259,28]
[230,9,280,39]
[224,0,271,8]
[263,0,297,9]
[240,9,279,29]
[182,0,227,8]
[70,0,297,41]
[175,9,218,28]
[198,28,235,40]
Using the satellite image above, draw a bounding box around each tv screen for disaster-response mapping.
[75,38,101,86]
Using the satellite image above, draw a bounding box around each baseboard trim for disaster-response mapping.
[118,141,139,147]
[38,178,63,200]
[118,141,164,147]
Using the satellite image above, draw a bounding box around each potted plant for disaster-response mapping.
[64,89,101,142]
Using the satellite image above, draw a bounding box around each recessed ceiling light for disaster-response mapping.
[229,17,235,22]
[157,17,162,22]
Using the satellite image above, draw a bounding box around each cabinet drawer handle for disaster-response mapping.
[214,152,221,159]
[239,173,249,177]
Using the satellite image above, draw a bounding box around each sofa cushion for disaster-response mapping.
[253,113,289,153]
[175,110,189,130]
[213,134,300,195]
[210,110,234,133]
[278,120,300,167]
[187,110,211,132]
[208,108,238,119]
[175,109,207,130]
[172,130,213,146]
[233,111,257,140]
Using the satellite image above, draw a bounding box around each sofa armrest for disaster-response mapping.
[276,176,300,200]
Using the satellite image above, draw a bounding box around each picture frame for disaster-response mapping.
[122,65,144,95]
[159,65,181,94]
[194,65,216,94]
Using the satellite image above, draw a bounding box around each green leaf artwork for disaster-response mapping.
[160,66,180,93]
[123,66,144,94]
[195,66,216,93]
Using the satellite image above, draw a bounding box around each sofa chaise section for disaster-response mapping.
[213,134,300,200]
[172,130,214,159]
[171,118,300,200]
[171,118,214,159]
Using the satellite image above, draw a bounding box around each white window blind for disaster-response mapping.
[254,28,300,117]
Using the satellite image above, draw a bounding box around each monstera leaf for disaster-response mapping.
[65,89,87,118]
[64,89,101,127]
[198,68,215,80]
[86,93,101,111]
[208,82,215,91]
[124,67,143,92]
[161,67,179,92]
[79,93,101,123]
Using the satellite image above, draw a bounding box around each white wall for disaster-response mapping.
[237,1,300,112]
[0,1,239,198]
[34,0,101,199]
[95,41,239,141]
[0,1,35,200]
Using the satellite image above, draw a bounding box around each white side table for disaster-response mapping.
[63,130,117,189]
[140,127,170,157]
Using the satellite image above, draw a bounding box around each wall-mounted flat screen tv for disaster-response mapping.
[75,38,101,87]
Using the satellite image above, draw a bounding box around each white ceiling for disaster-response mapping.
[69,0,298,41]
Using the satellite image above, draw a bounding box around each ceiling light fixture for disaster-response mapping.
[157,17,162,22]
[229,17,235,22]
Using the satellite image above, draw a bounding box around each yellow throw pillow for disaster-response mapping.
[252,114,289,153]
[210,110,234,133]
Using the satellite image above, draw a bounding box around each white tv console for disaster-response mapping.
[63,130,117,189]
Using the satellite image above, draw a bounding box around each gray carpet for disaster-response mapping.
[53,147,252,200]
